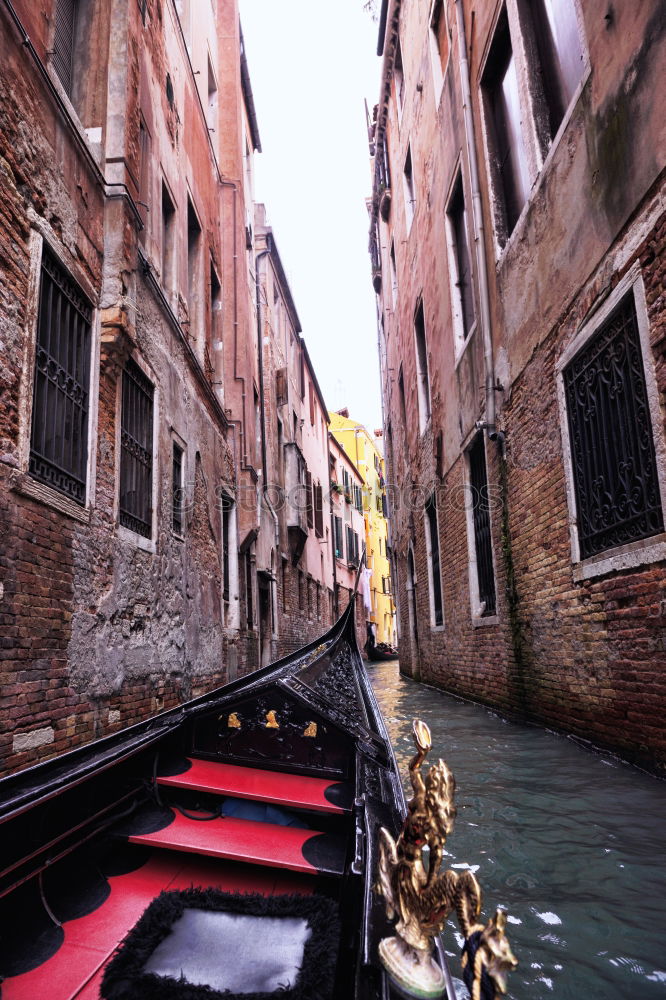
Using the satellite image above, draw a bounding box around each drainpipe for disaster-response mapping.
[454,0,498,439]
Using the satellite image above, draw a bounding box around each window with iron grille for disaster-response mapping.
[119,359,154,538]
[468,436,496,615]
[564,292,664,560]
[425,494,443,626]
[172,442,183,535]
[53,0,78,97]
[29,247,92,505]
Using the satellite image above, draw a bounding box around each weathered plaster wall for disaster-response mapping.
[375,0,666,770]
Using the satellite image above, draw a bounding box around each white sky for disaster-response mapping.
[239,0,384,434]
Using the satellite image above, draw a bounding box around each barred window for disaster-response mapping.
[564,292,663,559]
[468,436,496,616]
[30,247,92,505]
[120,359,154,538]
[53,0,79,97]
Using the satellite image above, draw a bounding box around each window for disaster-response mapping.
[354,484,363,513]
[119,359,154,539]
[425,494,443,626]
[221,494,234,606]
[298,570,305,610]
[482,9,530,240]
[414,301,431,431]
[468,435,496,616]
[187,196,203,346]
[138,115,151,242]
[346,526,360,566]
[245,551,254,627]
[403,145,415,230]
[563,291,664,560]
[429,0,449,96]
[206,53,218,132]
[523,0,584,140]
[282,557,288,612]
[276,368,288,407]
[29,247,92,505]
[161,183,176,293]
[53,0,78,97]
[394,39,405,121]
[308,380,315,424]
[398,366,408,436]
[172,442,184,535]
[390,241,398,307]
[334,516,343,559]
[446,171,475,348]
[210,262,222,348]
[314,482,324,538]
[305,468,314,529]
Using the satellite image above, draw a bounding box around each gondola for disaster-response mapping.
[0,598,515,1000]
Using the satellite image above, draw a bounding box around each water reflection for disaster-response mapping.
[369,661,666,1000]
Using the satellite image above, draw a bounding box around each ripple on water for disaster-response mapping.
[368,662,666,1000]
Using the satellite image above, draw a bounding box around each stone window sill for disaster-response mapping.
[117,523,156,553]
[572,533,666,583]
[471,614,500,628]
[12,473,90,524]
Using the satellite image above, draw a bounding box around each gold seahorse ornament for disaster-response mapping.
[376,719,517,999]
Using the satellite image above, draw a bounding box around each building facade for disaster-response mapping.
[253,206,336,661]
[330,411,395,646]
[369,0,666,769]
[0,0,338,777]
[329,433,369,650]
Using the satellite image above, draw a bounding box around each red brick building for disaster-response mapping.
[0,0,340,777]
[370,0,666,770]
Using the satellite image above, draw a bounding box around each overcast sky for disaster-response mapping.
[239,0,383,434]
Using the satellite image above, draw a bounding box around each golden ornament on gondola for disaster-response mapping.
[375,719,517,999]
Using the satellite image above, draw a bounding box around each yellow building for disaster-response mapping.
[329,411,395,646]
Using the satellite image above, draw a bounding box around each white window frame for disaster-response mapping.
[428,0,450,107]
[403,144,415,233]
[445,162,477,361]
[423,494,445,630]
[462,435,500,626]
[389,239,398,308]
[15,224,100,524]
[413,299,431,434]
[478,0,590,260]
[220,489,240,629]
[394,37,405,126]
[556,264,666,582]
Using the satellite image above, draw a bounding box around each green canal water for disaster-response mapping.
[368,661,666,1000]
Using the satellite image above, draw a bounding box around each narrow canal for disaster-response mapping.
[368,661,666,1000]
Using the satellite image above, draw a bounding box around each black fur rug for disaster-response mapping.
[100,888,339,1000]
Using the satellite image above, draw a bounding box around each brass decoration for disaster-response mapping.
[227,712,241,729]
[265,710,279,729]
[376,719,517,999]
[303,721,318,738]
